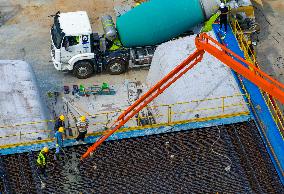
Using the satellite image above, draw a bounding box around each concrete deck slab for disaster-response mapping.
[147,32,249,123]
[0,60,48,144]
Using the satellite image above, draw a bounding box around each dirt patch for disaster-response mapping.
[0,3,22,26]
[0,0,141,120]
[6,0,134,31]
[262,0,284,15]
[253,0,284,111]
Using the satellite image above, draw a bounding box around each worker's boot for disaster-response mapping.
[80,140,86,144]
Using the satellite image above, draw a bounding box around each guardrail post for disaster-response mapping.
[167,105,172,124]
[106,113,109,126]
[222,97,225,113]
[234,20,236,34]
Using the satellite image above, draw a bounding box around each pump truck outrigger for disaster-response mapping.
[50,11,157,79]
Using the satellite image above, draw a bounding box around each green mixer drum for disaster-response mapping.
[116,0,205,47]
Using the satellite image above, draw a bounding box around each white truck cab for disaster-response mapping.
[51,11,95,78]
[50,11,156,79]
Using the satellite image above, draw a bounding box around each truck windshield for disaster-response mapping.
[51,15,64,49]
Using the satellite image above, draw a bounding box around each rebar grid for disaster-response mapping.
[0,121,283,193]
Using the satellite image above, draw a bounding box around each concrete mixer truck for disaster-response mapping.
[50,0,220,79]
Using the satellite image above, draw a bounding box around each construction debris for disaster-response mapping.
[66,83,116,97]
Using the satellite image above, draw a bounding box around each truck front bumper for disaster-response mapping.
[52,58,62,71]
[52,57,72,71]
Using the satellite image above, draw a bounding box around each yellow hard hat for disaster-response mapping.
[80,115,86,122]
[135,3,141,6]
[42,147,49,153]
[59,115,65,121]
[58,127,64,133]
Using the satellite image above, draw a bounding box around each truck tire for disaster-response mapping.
[107,59,127,75]
[73,60,93,79]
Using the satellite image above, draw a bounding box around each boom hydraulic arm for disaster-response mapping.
[81,33,284,159]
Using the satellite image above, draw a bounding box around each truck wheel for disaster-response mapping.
[107,59,127,75]
[73,60,93,79]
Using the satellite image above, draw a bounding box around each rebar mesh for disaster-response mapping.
[0,121,283,193]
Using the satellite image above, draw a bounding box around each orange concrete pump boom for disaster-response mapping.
[81,33,284,160]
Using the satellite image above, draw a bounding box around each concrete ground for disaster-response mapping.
[0,0,153,140]
[253,0,284,82]
[0,0,148,118]
[0,0,140,93]
[252,0,284,112]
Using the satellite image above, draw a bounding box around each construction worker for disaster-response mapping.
[54,114,65,132]
[75,36,80,45]
[76,115,89,143]
[109,37,123,51]
[54,127,64,160]
[37,147,49,178]
[219,2,229,32]
[135,2,141,7]
[201,12,220,32]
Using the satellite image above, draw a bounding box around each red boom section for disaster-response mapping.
[196,33,284,103]
[81,50,205,159]
[81,33,284,159]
